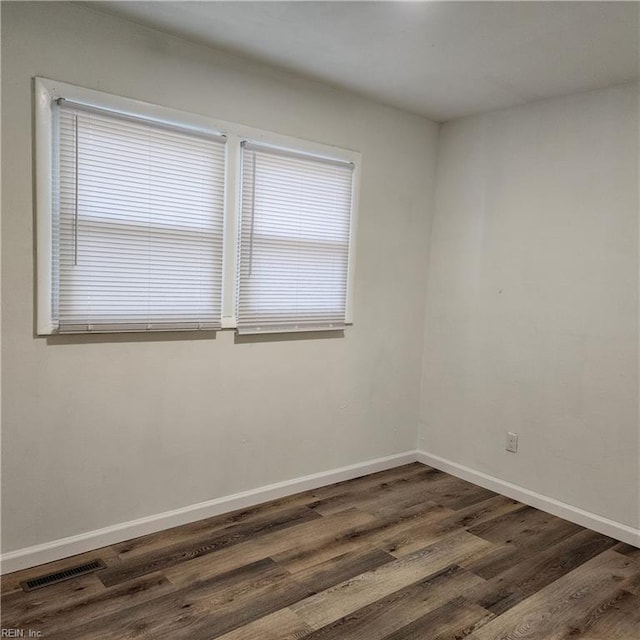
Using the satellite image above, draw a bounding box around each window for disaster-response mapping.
[53,102,226,333]
[36,79,359,335]
[237,143,354,333]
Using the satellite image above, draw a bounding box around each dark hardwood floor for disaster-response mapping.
[2,463,639,639]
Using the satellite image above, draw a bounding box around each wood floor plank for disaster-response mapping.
[461,506,585,580]
[164,507,374,587]
[403,474,498,511]
[298,565,487,640]
[99,504,321,587]
[290,529,491,629]
[458,542,524,581]
[47,558,300,640]
[5,573,175,636]
[113,494,319,559]
[308,467,444,516]
[568,588,640,639]
[301,463,434,504]
[272,501,451,573]
[159,572,312,640]
[379,495,522,559]
[213,609,313,640]
[358,481,454,517]
[467,504,583,549]
[613,542,640,560]
[468,550,639,640]
[467,528,618,615]
[380,597,494,640]
[426,495,524,537]
[290,547,395,594]
[435,483,499,511]
[622,567,640,595]
[0,573,106,627]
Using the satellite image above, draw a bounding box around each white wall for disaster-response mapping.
[419,84,639,529]
[1,2,438,553]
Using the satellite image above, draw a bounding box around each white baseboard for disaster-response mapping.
[4,449,638,575]
[0,451,417,575]
[417,450,640,548]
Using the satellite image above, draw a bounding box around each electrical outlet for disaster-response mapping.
[506,432,518,453]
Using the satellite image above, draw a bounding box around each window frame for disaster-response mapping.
[35,77,360,335]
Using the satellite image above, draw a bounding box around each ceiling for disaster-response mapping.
[92,1,639,122]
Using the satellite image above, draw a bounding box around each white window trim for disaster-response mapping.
[35,77,361,335]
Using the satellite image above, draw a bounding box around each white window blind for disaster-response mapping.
[237,142,354,334]
[53,101,226,333]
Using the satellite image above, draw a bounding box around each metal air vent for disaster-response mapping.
[21,558,106,592]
